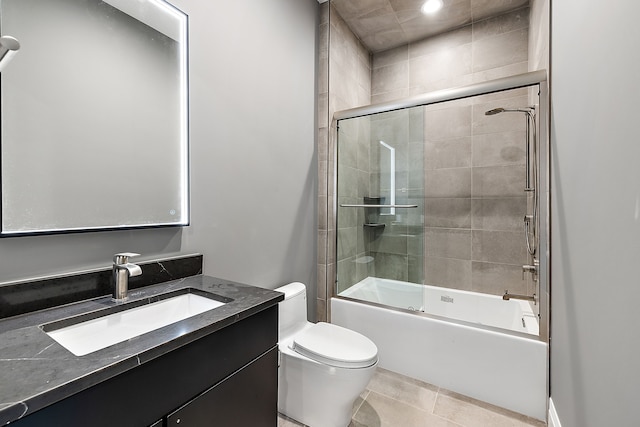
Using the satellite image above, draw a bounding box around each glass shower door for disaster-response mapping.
[332,79,546,337]
[336,107,425,310]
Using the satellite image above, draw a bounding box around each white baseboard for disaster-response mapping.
[548,398,561,427]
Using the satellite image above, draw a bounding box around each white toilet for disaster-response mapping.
[276,282,378,427]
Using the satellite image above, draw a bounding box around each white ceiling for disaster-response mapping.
[325,0,529,52]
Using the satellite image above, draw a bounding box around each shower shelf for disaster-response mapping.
[363,223,385,229]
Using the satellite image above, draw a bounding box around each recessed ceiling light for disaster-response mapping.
[421,0,443,14]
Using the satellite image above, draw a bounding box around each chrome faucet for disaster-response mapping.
[112,252,142,301]
[503,290,536,304]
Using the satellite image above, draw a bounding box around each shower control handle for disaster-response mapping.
[522,259,539,281]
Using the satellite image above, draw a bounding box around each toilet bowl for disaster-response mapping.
[276,282,378,427]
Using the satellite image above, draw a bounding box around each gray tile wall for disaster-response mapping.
[321,6,535,321]
[318,3,371,321]
[317,2,330,321]
[370,8,532,297]
[336,117,371,293]
[371,8,530,103]
[421,90,532,297]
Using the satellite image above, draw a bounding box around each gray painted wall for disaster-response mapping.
[551,1,640,425]
[0,1,318,316]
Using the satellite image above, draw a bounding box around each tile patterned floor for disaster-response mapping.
[278,368,546,427]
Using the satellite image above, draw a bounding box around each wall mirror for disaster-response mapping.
[0,0,188,235]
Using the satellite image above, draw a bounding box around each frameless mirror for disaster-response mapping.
[0,0,188,234]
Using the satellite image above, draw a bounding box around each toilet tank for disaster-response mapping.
[275,282,308,340]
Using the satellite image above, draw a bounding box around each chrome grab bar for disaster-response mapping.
[340,204,418,208]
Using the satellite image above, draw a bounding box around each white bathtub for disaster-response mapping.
[339,277,539,335]
[332,277,547,420]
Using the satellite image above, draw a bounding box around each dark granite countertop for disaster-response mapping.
[0,275,283,425]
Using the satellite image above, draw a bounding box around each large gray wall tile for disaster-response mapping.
[409,44,472,88]
[371,61,409,95]
[408,107,425,142]
[406,228,424,256]
[373,253,409,281]
[425,228,472,259]
[409,26,472,58]
[472,7,530,41]
[373,44,408,69]
[337,165,360,198]
[471,197,527,232]
[371,113,410,145]
[337,257,357,292]
[371,88,410,104]
[337,198,359,228]
[472,164,526,197]
[337,227,358,260]
[472,130,526,167]
[425,168,472,198]
[369,232,408,255]
[408,142,425,189]
[407,255,424,284]
[424,198,472,228]
[425,257,472,290]
[471,0,528,21]
[472,230,527,264]
[338,133,358,169]
[471,261,527,296]
[470,61,528,83]
[425,138,472,170]
[472,28,529,72]
[425,105,472,141]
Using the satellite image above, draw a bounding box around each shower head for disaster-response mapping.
[484,108,505,116]
[485,106,535,116]
[0,36,20,72]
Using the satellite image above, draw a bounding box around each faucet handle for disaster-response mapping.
[113,252,140,264]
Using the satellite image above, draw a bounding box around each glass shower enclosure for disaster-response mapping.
[336,108,425,297]
[335,76,547,338]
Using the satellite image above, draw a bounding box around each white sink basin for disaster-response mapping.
[46,293,225,356]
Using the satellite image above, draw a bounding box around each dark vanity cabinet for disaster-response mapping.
[166,347,277,426]
[12,305,279,427]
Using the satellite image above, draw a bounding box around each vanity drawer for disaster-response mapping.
[167,347,278,427]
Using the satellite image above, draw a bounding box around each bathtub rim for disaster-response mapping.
[331,295,546,343]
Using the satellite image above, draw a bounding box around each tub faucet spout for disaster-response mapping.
[503,290,536,304]
[112,252,142,301]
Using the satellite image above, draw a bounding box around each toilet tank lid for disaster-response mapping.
[275,282,306,300]
[292,322,378,369]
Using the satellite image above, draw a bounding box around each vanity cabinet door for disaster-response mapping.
[166,347,278,427]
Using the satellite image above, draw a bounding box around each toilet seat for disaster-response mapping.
[291,322,378,369]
